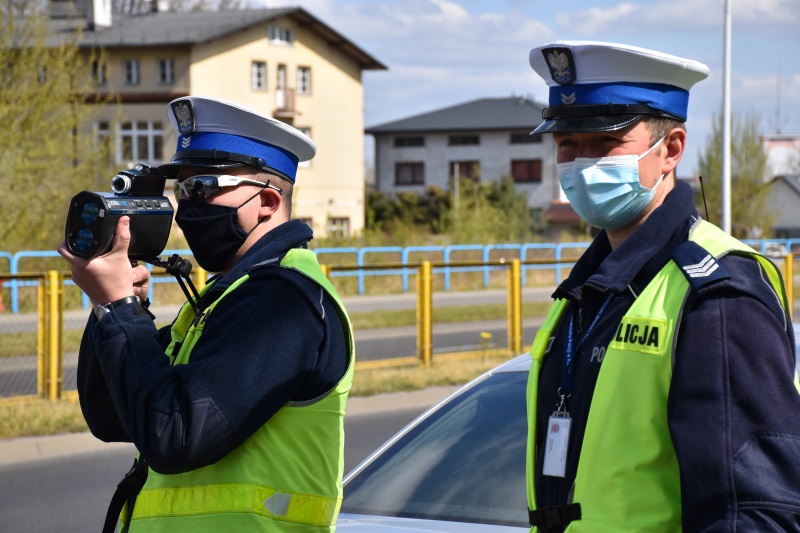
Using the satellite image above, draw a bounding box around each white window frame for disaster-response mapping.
[112,120,164,166]
[297,66,311,95]
[251,61,267,91]
[91,60,106,85]
[326,217,350,238]
[268,26,294,45]
[158,58,174,84]
[124,59,140,85]
[297,127,312,168]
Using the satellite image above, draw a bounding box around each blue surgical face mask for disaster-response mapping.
[557,136,666,230]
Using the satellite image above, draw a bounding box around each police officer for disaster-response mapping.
[59,96,354,532]
[524,42,800,532]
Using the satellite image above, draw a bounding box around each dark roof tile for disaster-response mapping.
[366,97,545,134]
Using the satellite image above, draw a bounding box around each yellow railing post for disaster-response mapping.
[194,266,208,291]
[417,261,433,366]
[785,253,794,320]
[507,259,523,355]
[320,264,330,279]
[46,270,63,401]
[37,277,47,399]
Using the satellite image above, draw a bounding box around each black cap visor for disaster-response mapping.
[157,149,292,181]
[157,159,246,179]
[530,104,684,135]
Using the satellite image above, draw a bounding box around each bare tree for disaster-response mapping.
[0,5,114,252]
[697,111,774,238]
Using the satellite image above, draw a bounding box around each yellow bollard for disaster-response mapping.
[417,261,433,366]
[507,259,523,355]
[194,266,208,290]
[37,278,46,399]
[47,270,63,401]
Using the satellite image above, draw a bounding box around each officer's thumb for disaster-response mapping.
[111,216,132,256]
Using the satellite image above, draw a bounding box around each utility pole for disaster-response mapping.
[721,0,732,234]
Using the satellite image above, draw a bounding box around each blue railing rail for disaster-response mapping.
[5,249,193,313]
[4,237,800,313]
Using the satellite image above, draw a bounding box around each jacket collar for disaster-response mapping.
[555,180,699,298]
[209,219,313,290]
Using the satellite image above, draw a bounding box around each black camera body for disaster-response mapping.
[65,164,174,260]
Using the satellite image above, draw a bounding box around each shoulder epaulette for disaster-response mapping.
[672,240,732,290]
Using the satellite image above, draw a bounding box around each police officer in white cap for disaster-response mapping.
[59,97,354,532]
[524,42,800,532]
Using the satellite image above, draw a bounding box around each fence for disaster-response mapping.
[0,249,796,404]
[3,238,799,311]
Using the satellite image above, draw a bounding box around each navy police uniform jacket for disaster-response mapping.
[76,219,348,474]
[534,180,800,531]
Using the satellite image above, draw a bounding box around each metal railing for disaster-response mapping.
[0,253,795,403]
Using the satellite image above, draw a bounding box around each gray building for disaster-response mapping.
[366,97,579,232]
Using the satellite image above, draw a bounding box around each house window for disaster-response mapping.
[91,60,106,85]
[395,162,425,185]
[511,159,542,183]
[298,217,313,229]
[117,121,163,165]
[297,66,311,95]
[449,161,480,182]
[448,135,480,146]
[393,136,425,147]
[327,217,350,238]
[510,132,542,144]
[297,127,312,168]
[158,59,174,84]
[268,26,294,45]
[251,61,267,90]
[124,59,139,85]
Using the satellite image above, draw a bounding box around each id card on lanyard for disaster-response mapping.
[543,293,614,478]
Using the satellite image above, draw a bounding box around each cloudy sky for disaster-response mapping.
[255,0,800,175]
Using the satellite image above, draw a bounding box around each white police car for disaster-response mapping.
[337,326,800,532]
[337,355,529,532]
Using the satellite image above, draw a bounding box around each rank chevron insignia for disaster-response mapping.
[181,136,191,149]
[561,92,576,105]
[681,254,719,278]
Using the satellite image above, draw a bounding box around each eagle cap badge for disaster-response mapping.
[542,47,576,86]
[171,100,195,135]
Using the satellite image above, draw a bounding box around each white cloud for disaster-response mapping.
[254,0,800,170]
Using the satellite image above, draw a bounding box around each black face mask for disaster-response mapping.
[175,192,262,273]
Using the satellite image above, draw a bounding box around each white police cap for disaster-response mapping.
[159,96,316,182]
[529,41,710,134]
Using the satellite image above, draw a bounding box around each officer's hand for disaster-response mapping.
[57,217,137,305]
[130,261,151,303]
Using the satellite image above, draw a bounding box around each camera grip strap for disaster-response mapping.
[103,456,149,533]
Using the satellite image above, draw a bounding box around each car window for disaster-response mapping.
[342,372,528,527]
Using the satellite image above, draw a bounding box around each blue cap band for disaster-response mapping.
[549,82,690,121]
[176,131,300,181]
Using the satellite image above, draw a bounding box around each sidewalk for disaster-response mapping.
[0,385,460,466]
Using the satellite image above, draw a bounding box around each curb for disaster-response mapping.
[0,385,460,467]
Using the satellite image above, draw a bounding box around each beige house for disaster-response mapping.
[49,0,385,237]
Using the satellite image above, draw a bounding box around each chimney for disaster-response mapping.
[49,0,112,28]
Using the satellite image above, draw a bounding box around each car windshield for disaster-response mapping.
[342,371,528,527]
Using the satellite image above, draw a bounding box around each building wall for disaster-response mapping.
[81,14,367,238]
[767,178,800,237]
[188,17,365,237]
[373,130,558,210]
